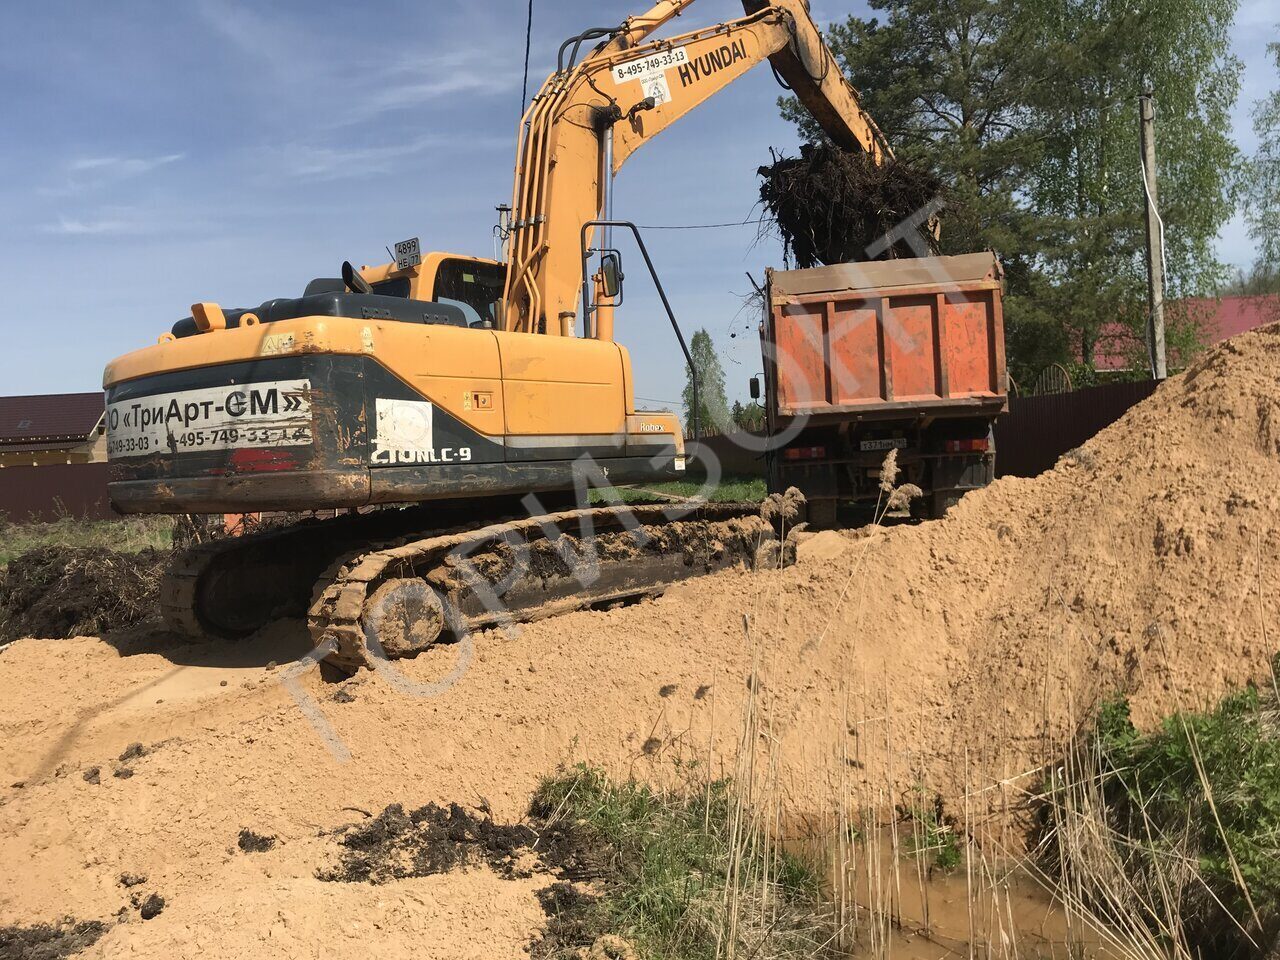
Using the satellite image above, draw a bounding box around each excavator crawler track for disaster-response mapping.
[308,502,778,673]
[160,495,559,641]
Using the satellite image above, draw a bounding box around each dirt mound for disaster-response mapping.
[758,143,942,265]
[0,546,167,641]
[941,324,1280,728]
[758,319,1280,804]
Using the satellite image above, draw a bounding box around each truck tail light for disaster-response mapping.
[783,446,826,461]
[945,438,989,454]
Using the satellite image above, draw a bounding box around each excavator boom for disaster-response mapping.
[502,0,889,337]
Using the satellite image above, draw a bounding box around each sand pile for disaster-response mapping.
[702,318,1280,805]
[1,326,1279,956]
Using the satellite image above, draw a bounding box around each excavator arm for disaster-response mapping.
[501,0,889,337]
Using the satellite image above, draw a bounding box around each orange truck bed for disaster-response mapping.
[763,252,1008,420]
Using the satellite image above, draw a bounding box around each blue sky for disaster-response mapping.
[1,0,1274,407]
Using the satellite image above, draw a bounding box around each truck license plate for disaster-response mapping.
[860,438,908,452]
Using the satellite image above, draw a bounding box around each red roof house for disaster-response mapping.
[0,392,106,467]
[1095,295,1280,372]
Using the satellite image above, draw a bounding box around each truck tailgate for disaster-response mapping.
[764,252,1007,418]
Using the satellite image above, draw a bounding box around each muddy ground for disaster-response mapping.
[0,547,167,643]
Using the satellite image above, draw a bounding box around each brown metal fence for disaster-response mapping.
[994,380,1158,478]
[0,383,1147,520]
[0,463,114,522]
[687,431,769,477]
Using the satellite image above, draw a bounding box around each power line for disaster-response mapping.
[520,0,534,117]
[636,396,680,406]
[635,217,771,230]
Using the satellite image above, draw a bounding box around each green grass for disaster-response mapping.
[589,475,768,506]
[0,515,173,566]
[530,763,834,960]
[899,786,963,873]
[1045,680,1280,958]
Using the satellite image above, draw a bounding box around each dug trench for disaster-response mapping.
[4,323,1280,954]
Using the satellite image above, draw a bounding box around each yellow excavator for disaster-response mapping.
[103,0,894,670]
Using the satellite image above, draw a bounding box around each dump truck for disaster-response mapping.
[752,253,1007,525]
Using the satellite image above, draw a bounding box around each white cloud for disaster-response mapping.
[279,133,508,181]
[354,70,518,120]
[194,0,285,65]
[343,49,522,124]
[43,216,136,236]
[286,142,431,180]
[41,153,185,198]
[195,0,519,128]
[68,154,185,176]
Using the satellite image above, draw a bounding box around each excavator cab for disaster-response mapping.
[334,252,508,327]
[427,258,506,330]
[299,256,506,330]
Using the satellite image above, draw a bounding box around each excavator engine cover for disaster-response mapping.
[106,349,682,515]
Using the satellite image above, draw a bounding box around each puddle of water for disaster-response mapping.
[786,825,1132,959]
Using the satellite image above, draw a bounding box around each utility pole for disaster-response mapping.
[1139,90,1167,380]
